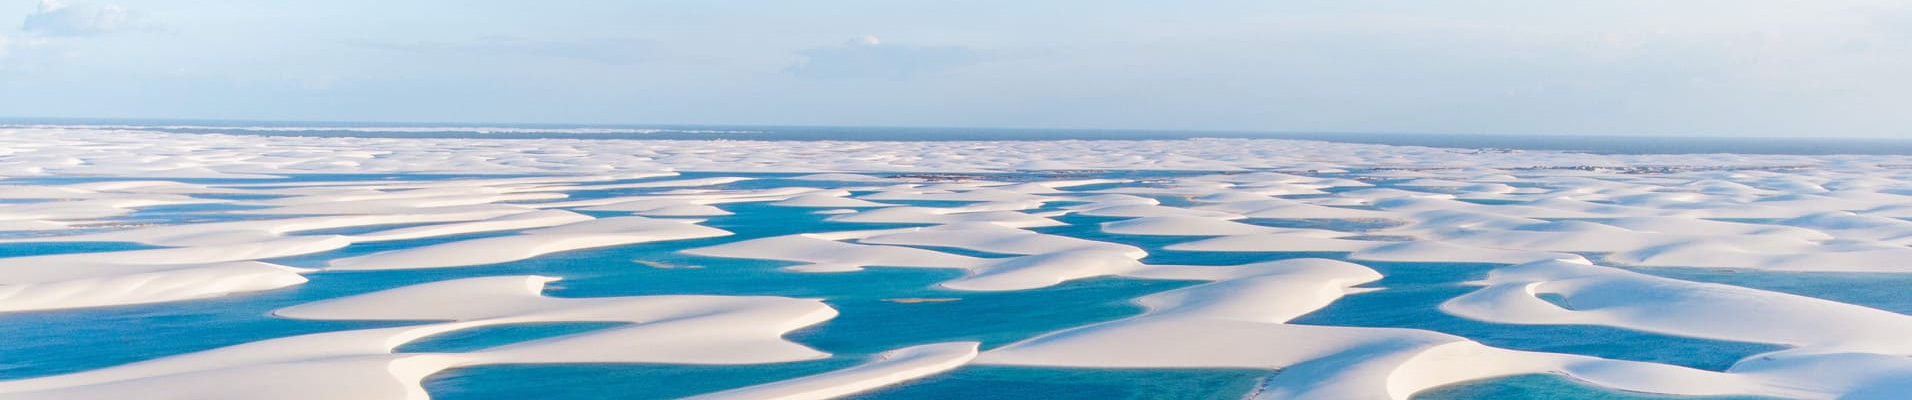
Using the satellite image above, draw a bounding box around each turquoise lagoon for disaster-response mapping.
[0,172,1863,399]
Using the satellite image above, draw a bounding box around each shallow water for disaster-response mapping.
[1286,261,1786,371]
[428,360,867,400]
[1620,267,1912,315]
[849,366,1267,400]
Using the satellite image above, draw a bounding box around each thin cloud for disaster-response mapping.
[356,36,651,66]
[21,0,140,37]
[786,36,992,79]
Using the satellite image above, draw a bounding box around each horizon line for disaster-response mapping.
[1,115,1906,142]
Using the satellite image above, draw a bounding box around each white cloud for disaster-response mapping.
[22,0,136,37]
[0,35,11,59]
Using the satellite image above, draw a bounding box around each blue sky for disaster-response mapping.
[2,0,1909,137]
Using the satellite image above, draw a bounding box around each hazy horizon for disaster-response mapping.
[9,116,1912,142]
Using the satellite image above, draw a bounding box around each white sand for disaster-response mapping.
[0,275,839,400]
[328,217,731,270]
[0,236,344,312]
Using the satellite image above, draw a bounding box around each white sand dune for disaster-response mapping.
[857,188,1055,203]
[1264,340,1808,400]
[1447,259,1912,352]
[1191,198,1397,219]
[347,210,596,242]
[0,236,345,312]
[1604,238,1912,272]
[574,198,721,214]
[687,232,1151,291]
[328,217,731,270]
[0,324,476,400]
[1349,240,1583,265]
[230,192,567,215]
[2,206,530,246]
[0,235,350,267]
[858,223,1145,257]
[984,257,1828,400]
[770,193,895,208]
[1442,259,1912,398]
[0,195,227,225]
[0,260,310,313]
[1067,193,1161,205]
[825,207,1063,228]
[236,185,547,206]
[1100,215,1276,236]
[979,258,1417,368]
[683,234,986,272]
[556,176,755,190]
[787,173,895,182]
[1427,219,1791,253]
[1602,216,1834,239]
[530,187,819,209]
[278,275,836,364]
[1071,204,1245,219]
[945,249,1146,291]
[11,127,1912,399]
[0,276,837,400]
[1165,233,1380,252]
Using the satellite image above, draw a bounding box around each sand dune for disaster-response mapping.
[329,217,731,270]
[5,127,1912,399]
[0,276,837,400]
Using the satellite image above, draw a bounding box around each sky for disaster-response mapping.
[1,0,1910,138]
